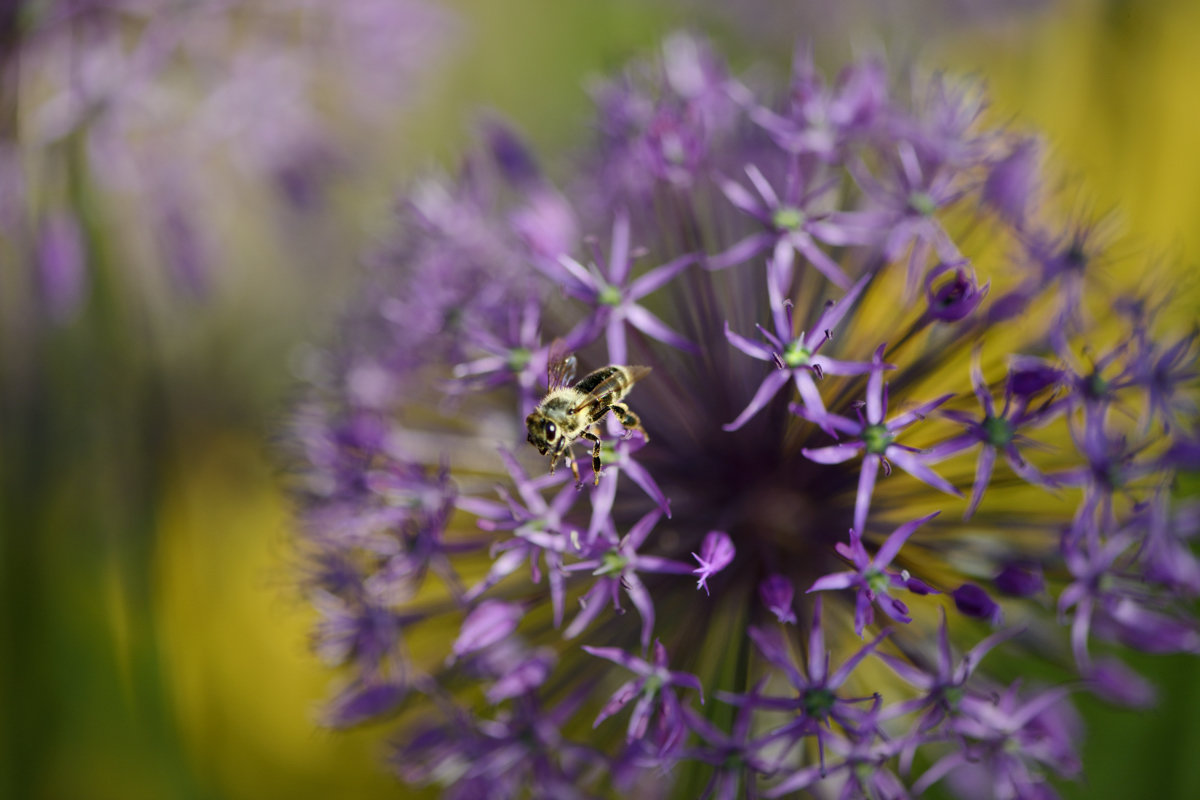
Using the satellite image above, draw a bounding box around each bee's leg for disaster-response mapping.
[611,403,649,443]
[564,447,583,489]
[580,427,603,485]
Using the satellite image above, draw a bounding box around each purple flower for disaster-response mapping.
[691,530,735,594]
[922,259,989,323]
[583,640,703,756]
[546,213,698,363]
[451,600,524,659]
[928,350,1059,518]
[722,597,889,775]
[759,574,797,624]
[799,347,961,532]
[563,509,693,651]
[723,273,876,432]
[710,161,879,287]
[286,34,1200,798]
[808,512,940,635]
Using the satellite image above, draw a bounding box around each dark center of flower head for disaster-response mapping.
[1083,371,1109,400]
[863,423,893,454]
[1064,241,1088,271]
[772,206,806,232]
[982,415,1014,447]
[941,685,965,708]
[803,687,837,719]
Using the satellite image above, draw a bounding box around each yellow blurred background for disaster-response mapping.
[3,0,1199,798]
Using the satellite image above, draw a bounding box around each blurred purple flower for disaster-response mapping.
[286,34,1200,798]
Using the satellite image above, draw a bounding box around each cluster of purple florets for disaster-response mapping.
[291,35,1199,799]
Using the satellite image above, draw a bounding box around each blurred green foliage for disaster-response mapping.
[1,0,1197,798]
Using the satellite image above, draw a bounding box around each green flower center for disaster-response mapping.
[507,347,531,372]
[863,423,893,455]
[598,284,623,307]
[803,687,836,719]
[595,551,629,575]
[1085,372,1108,399]
[982,415,1014,448]
[772,206,806,231]
[865,568,891,596]
[942,685,965,708]
[908,191,936,216]
[783,340,811,368]
[1104,464,1124,489]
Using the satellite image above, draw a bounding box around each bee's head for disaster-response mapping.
[524,412,559,456]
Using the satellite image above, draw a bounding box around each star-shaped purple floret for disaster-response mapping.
[724,273,877,433]
[583,639,703,757]
[457,449,581,626]
[710,160,880,287]
[721,596,888,776]
[926,352,1059,518]
[808,511,940,636]
[564,509,693,651]
[545,212,697,363]
[798,348,961,532]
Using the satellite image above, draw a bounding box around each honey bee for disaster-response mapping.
[525,342,651,486]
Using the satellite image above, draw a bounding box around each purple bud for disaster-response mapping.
[904,575,938,595]
[1008,357,1064,396]
[323,683,406,728]
[924,261,988,322]
[452,600,523,658]
[36,211,88,323]
[1085,658,1156,709]
[484,119,541,186]
[952,583,1003,625]
[995,562,1045,597]
[759,574,797,624]
[692,530,735,595]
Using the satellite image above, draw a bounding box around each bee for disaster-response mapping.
[525,342,651,486]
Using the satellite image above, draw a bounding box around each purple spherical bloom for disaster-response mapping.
[285,34,1200,798]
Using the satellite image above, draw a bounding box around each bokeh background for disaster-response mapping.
[2,0,1198,798]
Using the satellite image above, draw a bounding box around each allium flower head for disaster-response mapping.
[288,36,1200,798]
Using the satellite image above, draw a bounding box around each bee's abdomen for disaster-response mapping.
[573,366,623,395]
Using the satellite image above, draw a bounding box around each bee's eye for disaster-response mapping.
[544,421,557,440]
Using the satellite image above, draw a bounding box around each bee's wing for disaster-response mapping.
[570,365,651,413]
[546,339,578,391]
